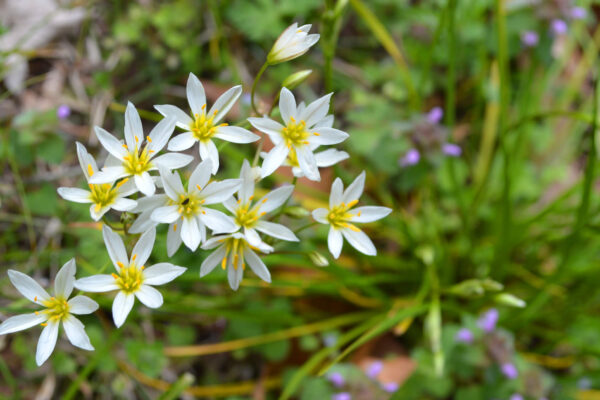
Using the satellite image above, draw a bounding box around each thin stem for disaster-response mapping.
[250,62,269,115]
[294,221,318,235]
[274,176,298,222]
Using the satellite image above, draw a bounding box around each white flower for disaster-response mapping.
[249,88,349,181]
[74,226,186,328]
[224,160,298,246]
[89,102,193,196]
[312,171,392,259]
[200,233,273,291]
[128,195,169,235]
[267,23,320,65]
[0,259,99,366]
[150,160,241,253]
[155,73,259,174]
[57,142,138,221]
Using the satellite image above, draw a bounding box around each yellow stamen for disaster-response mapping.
[134,136,139,143]
[262,198,268,203]
[117,261,125,268]
[87,164,94,176]
[347,199,359,208]
[122,144,128,148]
[196,184,202,190]
[116,178,129,188]
[35,311,39,315]
[34,296,37,302]
[132,254,137,261]
[249,195,254,201]
[221,257,227,269]
[201,104,206,110]
[173,224,177,231]
[111,273,119,279]
[147,137,152,142]
[313,132,320,136]
[41,323,47,326]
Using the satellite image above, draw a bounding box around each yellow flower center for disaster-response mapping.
[190,109,228,142]
[234,201,265,228]
[282,117,311,148]
[327,200,359,230]
[222,237,246,271]
[112,262,144,294]
[287,147,300,167]
[123,145,153,175]
[171,193,205,219]
[89,183,118,210]
[42,296,70,322]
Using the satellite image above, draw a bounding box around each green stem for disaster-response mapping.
[274,176,298,222]
[251,62,269,115]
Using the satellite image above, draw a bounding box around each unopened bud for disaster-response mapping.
[285,206,310,219]
[309,251,329,267]
[448,279,485,298]
[282,70,312,90]
[495,293,526,308]
[415,246,434,266]
[481,279,503,292]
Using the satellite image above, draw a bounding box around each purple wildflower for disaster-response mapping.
[366,360,383,379]
[571,7,586,20]
[442,143,462,157]
[400,149,420,167]
[551,19,568,35]
[327,372,345,388]
[332,393,351,400]
[455,328,474,344]
[382,382,399,393]
[57,105,71,119]
[501,363,518,380]
[521,31,539,47]
[510,395,524,400]
[427,107,444,124]
[477,308,499,333]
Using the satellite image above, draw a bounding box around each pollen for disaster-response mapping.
[234,203,261,228]
[87,164,94,176]
[42,296,71,322]
[123,145,153,176]
[147,137,152,142]
[113,264,144,294]
[327,201,357,229]
[189,111,218,141]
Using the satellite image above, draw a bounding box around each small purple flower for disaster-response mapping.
[510,395,524,400]
[455,328,474,344]
[382,382,399,393]
[366,360,383,379]
[400,149,420,167]
[426,107,444,124]
[332,393,351,400]
[327,372,345,388]
[551,19,568,35]
[442,143,462,157]
[571,7,586,20]
[477,308,499,333]
[241,93,252,106]
[501,363,518,380]
[57,105,71,119]
[521,31,539,47]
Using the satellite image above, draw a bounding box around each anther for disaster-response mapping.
[147,137,152,142]
[221,257,227,269]
[132,254,137,261]
[117,261,125,268]
[173,224,177,231]
[122,144,128,148]
[201,104,206,110]
[196,184,202,190]
[249,195,254,201]
[35,311,39,315]
[134,136,139,143]
[41,323,47,327]
[34,296,37,302]
[313,132,320,136]
[111,273,119,279]
[87,164,94,176]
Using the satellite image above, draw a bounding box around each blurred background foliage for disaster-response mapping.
[2,0,600,399]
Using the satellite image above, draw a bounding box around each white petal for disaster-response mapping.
[350,206,392,223]
[154,104,193,130]
[134,172,156,196]
[244,228,263,248]
[143,263,186,285]
[76,142,98,180]
[151,205,181,224]
[257,185,294,213]
[63,315,94,351]
[200,208,237,234]
[167,220,183,257]
[189,159,213,192]
[199,140,219,174]
[181,217,201,250]
[112,197,138,212]
[148,117,176,154]
[223,197,237,213]
[261,142,289,178]
[103,225,129,268]
[295,145,320,181]
[239,159,255,203]
[312,208,329,224]
[153,153,193,170]
[7,270,50,303]
[227,259,244,291]
[200,245,227,277]
[159,167,185,200]
[243,247,271,283]
[328,228,343,259]
[131,227,155,267]
[311,127,349,145]
[330,178,343,208]
[57,187,92,203]
[88,167,129,184]
[112,291,135,328]
[187,72,206,116]
[124,102,143,150]
[68,295,99,315]
[0,313,47,335]
[130,211,158,234]
[209,85,242,123]
[214,125,259,143]
[278,87,297,123]
[315,149,349,167]
[342,227,376,256]
[54,258,76,298]
[90,204,110,222]
[135,285,163,308]
[255,221,298,241]
[131,194,168,213]
[94,127,127,160]
[247,117,285,140]
[168,132,196,151]
[36,321,59,366]
[202,179,242,204]
[314,114,334,128]
[74,275,119,292]
[342,171,366,204]
[301,93,332,127]
[202,235,231,250]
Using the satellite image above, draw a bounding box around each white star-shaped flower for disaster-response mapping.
[200,233,273,291]
[150,159,241,253]
[74,226,186,327]
[223,159,298,246]
[267,23,320,65]
[249,88,349,181]
[90,102,193,196]
[57,142,138,221]
[0,259,99,366]
[312,171,392,258]
[155,73,259,174]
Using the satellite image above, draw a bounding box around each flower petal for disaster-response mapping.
[76,142,98,180]
[134,172,156,196]
[74,274,119,292]
[244,228,263,248]
[167,221,183,257]
[54,258,76,298]
[142,263,186,285]
[301,93,332,127]
[312,208,329,224]
[0,313,48,335]
[342,171,366,204]
[239,160,255,203]
[158,167,185,200]
[63,315,94,351]
[330,178,343,208]
[214,125,259,143]
[7,270,50,303]
[200,208,237,234]
[341,227,376,256]
[257,185,294,213]
[187,72,206,116]
[200,245,227,277]
[124,102,143,150]
[227,259,244,291]
[168,132,196,151]
[94,127,127,160]
[315,148,349,167]
[148,116,176,154]
[112,197,138,212]
[153,153,193,170]
[261,142,289,178]
[154,104,193,130]
[151,205,181,224]
[295,145,320,181]
[88,166,129,184]
[112,291,135,328]
[247,117,285,142]
[57,187,92,203]
[350,206,392,223]
[103,225,129,269]
[202,179,242,204]
[311,127,349,145]
[130,227,156,267]
[209,85,242,123]
[130,211,159,234]
[203,235,231,250]
[181,217,201,250]
[243,247,271,283]
[68,295,99,315]
[135,285,163,308]
[36,321,59,366]
[189,159,213,192]
[255,221,298,241]
[278,87,297,123]
[199,140,219,174]
[328,228,343,259]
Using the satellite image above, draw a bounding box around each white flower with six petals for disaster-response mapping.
[267,23,320,65]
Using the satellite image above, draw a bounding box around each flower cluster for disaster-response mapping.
[0,22,391,365]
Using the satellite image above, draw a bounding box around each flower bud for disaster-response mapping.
[281,69,312,90]
[308,251,329,267]
[495,293,526,308]
[267,23,320,65]
[284,206,310,219]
